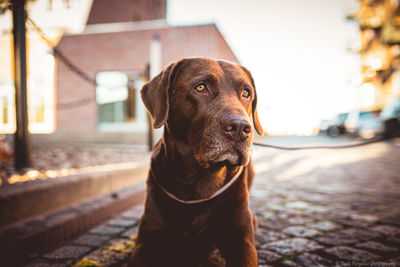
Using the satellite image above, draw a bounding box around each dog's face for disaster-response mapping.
[141,58,263,169]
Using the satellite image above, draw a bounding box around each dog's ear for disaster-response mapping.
[240,66,264,135]
[140,62,178,128]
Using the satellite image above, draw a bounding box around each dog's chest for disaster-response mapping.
[170,211,216,248]
[160,199,226,240]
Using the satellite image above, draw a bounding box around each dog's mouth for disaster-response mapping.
[196,145,250,169]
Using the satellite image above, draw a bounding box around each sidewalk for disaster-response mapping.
[2,137,400,266]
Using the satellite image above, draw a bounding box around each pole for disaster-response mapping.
[12,0,30,170]
[146,112,154,151]
[146,34,161,151]
[144,64,153,151]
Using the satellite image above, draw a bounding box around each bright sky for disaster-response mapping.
[168,0,361,135]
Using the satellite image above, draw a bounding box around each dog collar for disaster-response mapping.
[152,166,244,204]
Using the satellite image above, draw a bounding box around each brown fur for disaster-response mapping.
[129,58,263,267]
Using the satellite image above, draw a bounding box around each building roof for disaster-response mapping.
[86,0,167,25]
[58,22,239,70]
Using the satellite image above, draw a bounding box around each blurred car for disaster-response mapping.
[327,112,348,137]
[344,110,384,139]
[380,97,400,138]
[318,119,332,134]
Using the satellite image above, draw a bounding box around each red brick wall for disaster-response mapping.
[86,0,167,24]
[55,24,239,132]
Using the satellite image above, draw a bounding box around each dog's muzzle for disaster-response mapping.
[222,114,252,142]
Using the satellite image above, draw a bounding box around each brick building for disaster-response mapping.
[39,0,238,144]
[0,0,238,144]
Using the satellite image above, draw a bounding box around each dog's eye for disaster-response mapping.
[194,84,207,93]
[242,88,251,98]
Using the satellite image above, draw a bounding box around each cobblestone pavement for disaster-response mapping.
[250,138,400,266]
[24,138,400,266]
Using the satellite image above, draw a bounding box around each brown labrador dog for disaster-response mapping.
[129,57,263,267]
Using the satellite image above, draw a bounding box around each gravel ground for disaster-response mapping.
[0,144,148,186]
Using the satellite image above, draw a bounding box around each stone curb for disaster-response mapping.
[0,180,146,266]
[0,159,149,228]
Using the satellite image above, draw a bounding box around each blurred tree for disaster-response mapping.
[348,0,400,109]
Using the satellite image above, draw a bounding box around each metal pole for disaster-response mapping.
[146,113,154,151]
[146,34,161,151]
[12,0,30,170]
[144,64,153,151]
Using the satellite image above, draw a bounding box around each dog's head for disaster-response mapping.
[141,58,263,169]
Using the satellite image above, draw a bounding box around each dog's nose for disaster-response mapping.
[222,115,252,141]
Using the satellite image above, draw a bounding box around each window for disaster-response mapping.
[96,71,137,124]
[0,39,55,134]
[28,53,55,133]
[96,71,149,132]
[0,79,15,134]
